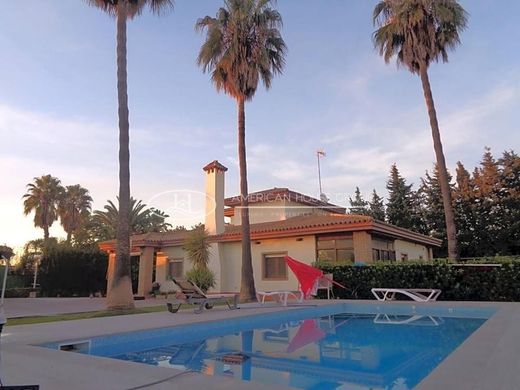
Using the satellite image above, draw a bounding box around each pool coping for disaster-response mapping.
[2,300,519,389]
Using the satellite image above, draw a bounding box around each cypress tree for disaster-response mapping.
[368,190,386,221]
[420,165,451,256]
[473,148,501,255]
[497,150,520,254]
[349,187,369,215]
[453,161,478,257]
[386,164,416,230]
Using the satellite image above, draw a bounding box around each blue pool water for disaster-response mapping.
[43,304,494,389]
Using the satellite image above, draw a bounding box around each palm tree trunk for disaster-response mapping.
[237,97,257,302]
[107,1,134,310]
[419,66,459,260]
[43,226,49,242]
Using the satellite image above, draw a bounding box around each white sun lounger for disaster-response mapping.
[373,313,443,326]
[371,288,441,302]
[257,291,303,306]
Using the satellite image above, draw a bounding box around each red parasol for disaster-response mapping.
[285,256,323,298]
[286,319,326,353]
[285,256,347,299]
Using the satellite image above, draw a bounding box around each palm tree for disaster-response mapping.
[59,185,93,243]
[23,175,64,244]
[373,0,468,260]
[196,0,287,302]
[91,197,171,239]
[86,0,174,309]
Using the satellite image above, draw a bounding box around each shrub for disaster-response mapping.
[186,267,216,293]
[184,226,211,269]
[318,262,520,302]
[38,245,108,297]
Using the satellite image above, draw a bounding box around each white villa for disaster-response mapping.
[100,160,441,296]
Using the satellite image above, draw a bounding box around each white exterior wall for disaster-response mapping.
[229,200,287,225]
[394,239,430,261]
[156,246,191,293]
[220,235,316,293]
[229,199,334,226]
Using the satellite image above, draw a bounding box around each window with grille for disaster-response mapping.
[372,237,396,262]
[168,259,184,279]
[316,234,355,263]
[263,253,288,280]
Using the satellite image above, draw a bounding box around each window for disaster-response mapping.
[372,237,396,262]
[263,253,288,280]
[168,258,184,279]
[401,253,409,261]
[317,234,355,263]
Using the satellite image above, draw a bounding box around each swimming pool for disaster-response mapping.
[43,303,495,389]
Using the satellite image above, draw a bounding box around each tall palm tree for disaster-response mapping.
[373,0,468,260]
[23,175,64,244]
[196,0,287,301]
[86,0,174,310]
[59,185,93,243]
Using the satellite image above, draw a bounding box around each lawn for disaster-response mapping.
[5,304,178,326]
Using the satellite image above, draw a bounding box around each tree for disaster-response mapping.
[368,190,386,221]
[420,165,451,256]
[196,0,287,301]
[86,0,174,310]
[349,187,369,215]
[184,226,211,270]
[497,150,520,254]
[373,0,468,259]
[90,197,172,241]
[23,175,64,243]
[386,164,416,230]
[59,185,93,243]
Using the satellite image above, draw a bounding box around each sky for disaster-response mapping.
[1,0,519,249]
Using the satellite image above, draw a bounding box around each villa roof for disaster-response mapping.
[217,214,442,247]
[99,214,441,252]
[98,230,190,252]
[224,187,346,214]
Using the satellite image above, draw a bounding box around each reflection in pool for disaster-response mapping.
[112,313,485,389]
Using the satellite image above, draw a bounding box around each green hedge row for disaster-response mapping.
[319,263,520,302]
[38,247,108,297]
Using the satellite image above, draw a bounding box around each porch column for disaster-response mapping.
[138,246,154,297]
[353,231,372,263]
[106,251,116,296]
[155,251,169,284]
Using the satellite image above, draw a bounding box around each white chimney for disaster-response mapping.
[203,160,227,235]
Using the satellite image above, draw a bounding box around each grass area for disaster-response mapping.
[5,304,178,326]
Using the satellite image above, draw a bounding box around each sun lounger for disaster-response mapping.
[257,291,303,306]
[371,288,441,302]
[373,313,443,326]
[167,278,239,314]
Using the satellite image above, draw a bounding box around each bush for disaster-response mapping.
[319,262,520,302]
[38,245,108,297]
[186,267,216,293]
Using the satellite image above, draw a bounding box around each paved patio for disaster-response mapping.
[3,297,167,318]
[1,300,520,389]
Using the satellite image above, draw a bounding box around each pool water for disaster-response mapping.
[43,304,492,389]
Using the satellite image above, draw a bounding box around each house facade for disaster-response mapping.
[100,160,441,296]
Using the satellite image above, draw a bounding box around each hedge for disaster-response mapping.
[38,247,108,297]
[319,262,520,302]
